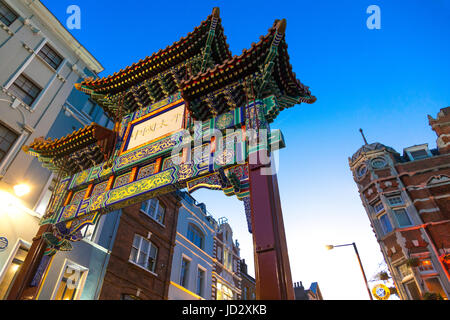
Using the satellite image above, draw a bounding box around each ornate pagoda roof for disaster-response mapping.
[23,123,115,174]
[74,8,316,122]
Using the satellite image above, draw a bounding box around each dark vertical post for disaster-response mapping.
[352,242,373,300]
[6,224,52,300]
[248,154,295,300]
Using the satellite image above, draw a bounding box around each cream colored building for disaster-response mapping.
[0,0,103,299]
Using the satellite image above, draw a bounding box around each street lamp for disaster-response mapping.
[326,242,373,300]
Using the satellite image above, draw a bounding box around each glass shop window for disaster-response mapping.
[0,246,29,299]
[425,278,448,300]
[216,282,233,300]
[54,264,87,300]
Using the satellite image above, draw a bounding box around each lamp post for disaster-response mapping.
[326,242,373,300]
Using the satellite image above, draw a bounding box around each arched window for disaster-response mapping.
[187,224,204,249]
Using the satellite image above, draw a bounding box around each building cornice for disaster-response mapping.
[21,0,103,74]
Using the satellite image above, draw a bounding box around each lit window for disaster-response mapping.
[379,214,393,235]
[54,264,87,300]
[373,202,384,214]
[418,259,434,273]
[0,1,18,27]
[180,258,190,288]
[0,123,18,164]
[393,209,413,227]
[141,198,165,225]
[129,234,158,273]
[217,282,233,300]
[387,196,403,206]
[9,74,42,106]
[196,268,205,297]
[37,44,63,70]
[0,246,28,299]
[187,224,204,249]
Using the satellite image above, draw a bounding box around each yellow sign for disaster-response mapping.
[122,101,186,153]
[372,284,391,300]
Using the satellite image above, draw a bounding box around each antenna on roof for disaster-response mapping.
[359,128,369,145]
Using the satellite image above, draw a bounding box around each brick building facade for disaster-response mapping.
[212,218,242,300]
[99,193,180,300]
[239,259,256,300]
[349,107,450,300]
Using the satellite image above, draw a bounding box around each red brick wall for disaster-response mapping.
[99,193,180,300]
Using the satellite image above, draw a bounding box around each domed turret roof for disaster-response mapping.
[351,143,398,163]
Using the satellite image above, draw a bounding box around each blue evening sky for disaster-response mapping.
[42,0,450,300]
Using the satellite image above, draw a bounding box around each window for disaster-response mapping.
[80,223,97,241]
[37,44,63,70]
[0,246,28,299]
[371,158,387,169]
[398,264,412,278]
[141,199,165,225]
[387,196,403,206]
[418,259,434,273]
[180,258,190,288]
[425,278,448,299]
[9,74,42,106]
[129,234,158,273]
[54,264,87,300]
[0,123,18,164]
[410,149,429,160]
[379,214,393,235]
[223,249,233,270]
[356,165,367,178]
[405,280,422,300]
[217,282,233,300]
[196,268,205,297]
[393,209,413,227]
[373,202,384,214]
[187,224,204,249]
[0,1,18,26]
[81,100,96,117]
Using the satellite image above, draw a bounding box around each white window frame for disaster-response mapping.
[50,259,88,300]
[140,199,165,226]
[128,234,158,275]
